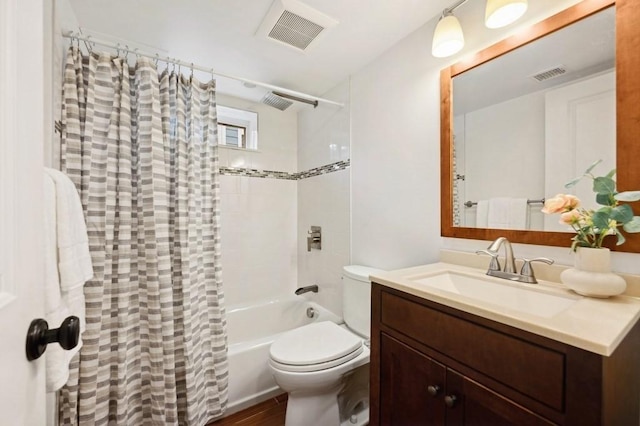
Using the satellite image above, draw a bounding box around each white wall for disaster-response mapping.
[217,94,299,307]
[219,175,298,306]
[348,0,640,273]
[297,81,351,316]
[350,17,443,271]
[48,0,79,169]
[460,90,546,229]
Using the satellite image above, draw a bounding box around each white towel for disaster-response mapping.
[476,200,489,228]
[43,168,93,392]
[487,197,529,230]
[44,168,93,290]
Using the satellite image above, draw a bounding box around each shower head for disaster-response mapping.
[262,92,294,111]
[261,91,319,111]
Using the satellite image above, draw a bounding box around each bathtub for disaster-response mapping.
[225,297,342,416]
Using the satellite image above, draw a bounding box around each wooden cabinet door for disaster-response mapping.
[445,370,556,426]
[379,333,446,425]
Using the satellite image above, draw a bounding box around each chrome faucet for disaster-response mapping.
[477,237,554,284]
[487,236,516,273]
[295,285,318,295]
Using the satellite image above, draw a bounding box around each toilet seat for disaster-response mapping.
[269,321,364,373]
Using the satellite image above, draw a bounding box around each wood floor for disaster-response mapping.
[208,394,287,426]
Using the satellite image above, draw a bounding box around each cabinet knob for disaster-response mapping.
[427,385,440,397]
[444,394,458,408]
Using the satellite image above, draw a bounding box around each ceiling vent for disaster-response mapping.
[531,66,567,82]
[256,0,338,52]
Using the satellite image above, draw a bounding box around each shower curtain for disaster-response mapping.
[58,47,228,425]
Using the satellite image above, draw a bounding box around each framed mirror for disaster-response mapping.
[440,0,640,252]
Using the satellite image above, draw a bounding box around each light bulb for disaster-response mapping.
[485,0,528,29]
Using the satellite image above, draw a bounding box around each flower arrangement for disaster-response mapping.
[542,160,640,251]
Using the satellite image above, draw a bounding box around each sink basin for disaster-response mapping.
[410,271,579,318]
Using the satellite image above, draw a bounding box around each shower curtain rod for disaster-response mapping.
[63,31,345,108]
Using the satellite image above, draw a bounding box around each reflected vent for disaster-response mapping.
[531,66,567,82]
[269,10,325,50]
[262,92,294,111]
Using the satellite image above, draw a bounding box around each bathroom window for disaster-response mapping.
[218,123,246,148]
[217,105,258,150]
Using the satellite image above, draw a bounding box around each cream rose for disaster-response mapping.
[559,209,582,225]
[542,194,580,214]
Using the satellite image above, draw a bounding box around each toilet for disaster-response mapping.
[268,265,382,426]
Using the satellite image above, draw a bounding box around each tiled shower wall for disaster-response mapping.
[219,88,352,313]
[218,94,298,307]
[297,81,351,317]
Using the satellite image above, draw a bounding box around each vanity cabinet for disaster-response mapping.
[370,283,640,426]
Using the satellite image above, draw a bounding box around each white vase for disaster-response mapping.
[560,247,626,298]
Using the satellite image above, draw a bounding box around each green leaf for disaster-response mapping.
[564,177,582,189]
[611,204,634,223]
[593,176,616,194]
[606,168,617,179]
[623,216,640,233]
[584,159,603,174]
[615,191,640,202]
[592,210,611,230]
[596,192,615,206]
[616,229,626,245]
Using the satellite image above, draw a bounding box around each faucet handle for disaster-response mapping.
[519,257,554,284]
[476,249,501,272]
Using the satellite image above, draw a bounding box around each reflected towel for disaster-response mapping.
[476,200,489,228]
[487,197,529,230]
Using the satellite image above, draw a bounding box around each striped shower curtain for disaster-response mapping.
[58,47,228,425]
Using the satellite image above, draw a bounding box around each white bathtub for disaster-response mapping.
[225,297,342,416]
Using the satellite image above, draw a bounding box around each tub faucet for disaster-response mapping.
[295,285,318,295]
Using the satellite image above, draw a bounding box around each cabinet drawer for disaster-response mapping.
[380,290,565,411]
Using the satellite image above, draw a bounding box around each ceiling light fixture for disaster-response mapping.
[432,11,465,58]
[431,0,528,58]
[485,0,528,29]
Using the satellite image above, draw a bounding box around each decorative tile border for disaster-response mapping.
[220,159,350,181]
[218,167,297,180]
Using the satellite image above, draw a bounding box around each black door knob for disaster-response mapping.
[25,316,80,361]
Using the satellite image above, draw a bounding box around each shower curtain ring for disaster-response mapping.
[116,43,121,57]
[124,45,130,61]
[84,35,93,53]
[154,53,160,67]
[190,63,194,80]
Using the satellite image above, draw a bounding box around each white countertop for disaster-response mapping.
[371,262,640,356]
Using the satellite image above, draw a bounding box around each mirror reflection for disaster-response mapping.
[452,7,615,232]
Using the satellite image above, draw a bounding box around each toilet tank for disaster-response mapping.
[342,265,384,338]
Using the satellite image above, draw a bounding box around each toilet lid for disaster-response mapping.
[270,321,363,367]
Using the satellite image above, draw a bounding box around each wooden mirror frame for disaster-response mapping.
[441,0,640,252]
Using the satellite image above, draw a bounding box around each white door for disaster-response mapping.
[0,0,47,424]
[544,70,616,232]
